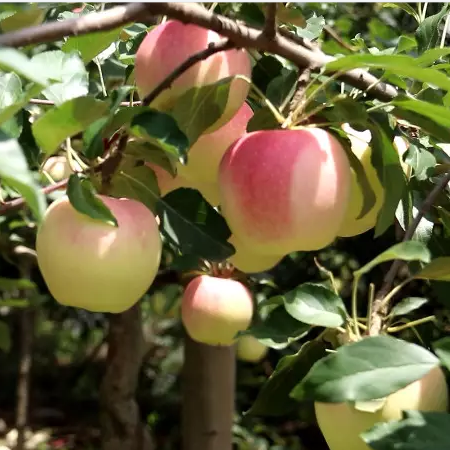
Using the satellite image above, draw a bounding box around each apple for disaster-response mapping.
[135,19,251,132]
[177,102,254,187]
[218,128,352,255]
[338,124,410,237]
[315,365,448,450]
[42,155,80,182]
[236,335,268,363]
[181,275,254,346]
[228,234,282,273]
[36,195,162,313]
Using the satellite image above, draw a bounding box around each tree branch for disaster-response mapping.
[263,4,277,39]
[0,2,398,102]
[0,3,150,47]
[368,171,450,336]
[142,39,235,107]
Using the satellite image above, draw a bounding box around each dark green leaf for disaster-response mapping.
[403,144,436,181]
[382,3,420,23]
[156,188,233,261]
[0,133,46,221]
[415,3,450,53]
[393,97,450,129]
[414,257,450,281]
[355,241,431,277]
[282,283,347,328]
[32,96,109,155]
[291,335,440,402]
[102,105,148,137]
[363,410,450,450]
[130,110,189,162]
[67,174,118,226]
[83,117,109,159]
[247,340,328,417]
[247,107,280,132]
[266,70,298,108]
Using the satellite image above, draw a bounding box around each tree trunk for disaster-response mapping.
[182,334,236,450]
[100,303,153,450]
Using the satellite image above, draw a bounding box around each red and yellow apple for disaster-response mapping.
[36,195,162,313]
[181,275,254,346]
[315,365,448,450]
[236,335,268,363]
[218,128,352,255]
[135,19,251,132]
[228,234,282,273]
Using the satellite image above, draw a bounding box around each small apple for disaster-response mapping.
[42,155,81,182]
[236,335,268,363]
[181,275,254,346]
[36,195,162,313]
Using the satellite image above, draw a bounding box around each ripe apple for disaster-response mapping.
[177,102,254,187]
[228,234,282,273]
[42,155,81,182]
[135,20,251,132]
[236,335,268,363]
[36,195,162,313]
[315,365,448,450]
[218,128,352,255]
[181,275,254,346]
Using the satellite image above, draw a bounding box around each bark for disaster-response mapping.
[182,334,236,450]
[100,303,153,450]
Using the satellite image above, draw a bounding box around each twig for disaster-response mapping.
[263,4,277,39]
[100,132,129,194]
[288,67,312,118]
[0,3,150,47]
[0,179,67,215]
[368,171,450,336]
[0,2,398,103]
[323,25,357,52]
[142,39,235,107]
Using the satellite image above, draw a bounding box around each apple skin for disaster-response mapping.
[315,365,448,450]
[228,235,282,273]
[135,20,251,133]
[36,195,162,313]
[236,335,268,363]
[181,275,254,346]
[177,102,254,187]
[218,128,352,255]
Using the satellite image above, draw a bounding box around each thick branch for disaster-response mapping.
[368,171,450,336]
[0,3,149,47]
[142,39,235,106]
[263,4,277,39]
[0,2,398,102]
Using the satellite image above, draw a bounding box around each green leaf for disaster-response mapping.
[82,117,109,159]
[282,283,347,328]
[363,410,450,450]
[395,35,417,53]
[246,340,328,417]
[102,105,148,137]
[266,69,298,108]
[0,72,22,109]
[369,120,407,237]
[31,50,88,106]
[170,76,244,144]
[432,337,450,371]
[415,3,450,53]
[355,241,431,277]
[156,188,233,261]
[0,5,46,32]
[32,96,109,155]
[244,306,311,349]
[0,320,11,353]
[66,174,118,226]
[392,97,450,129]
[105,157,160,214]
[62,27,121,63]
[0,133,46,222]
[247,107,280,132]
[403,144,436,181]
[130,110,189,162]
[0,277,36,290]
[326,54,450,92]
[0,47,49,86]
[294,13,325,40]
[388,297,428,318]
[290,335,440,402]
[413,257,450,281]
[382,3,420,23]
